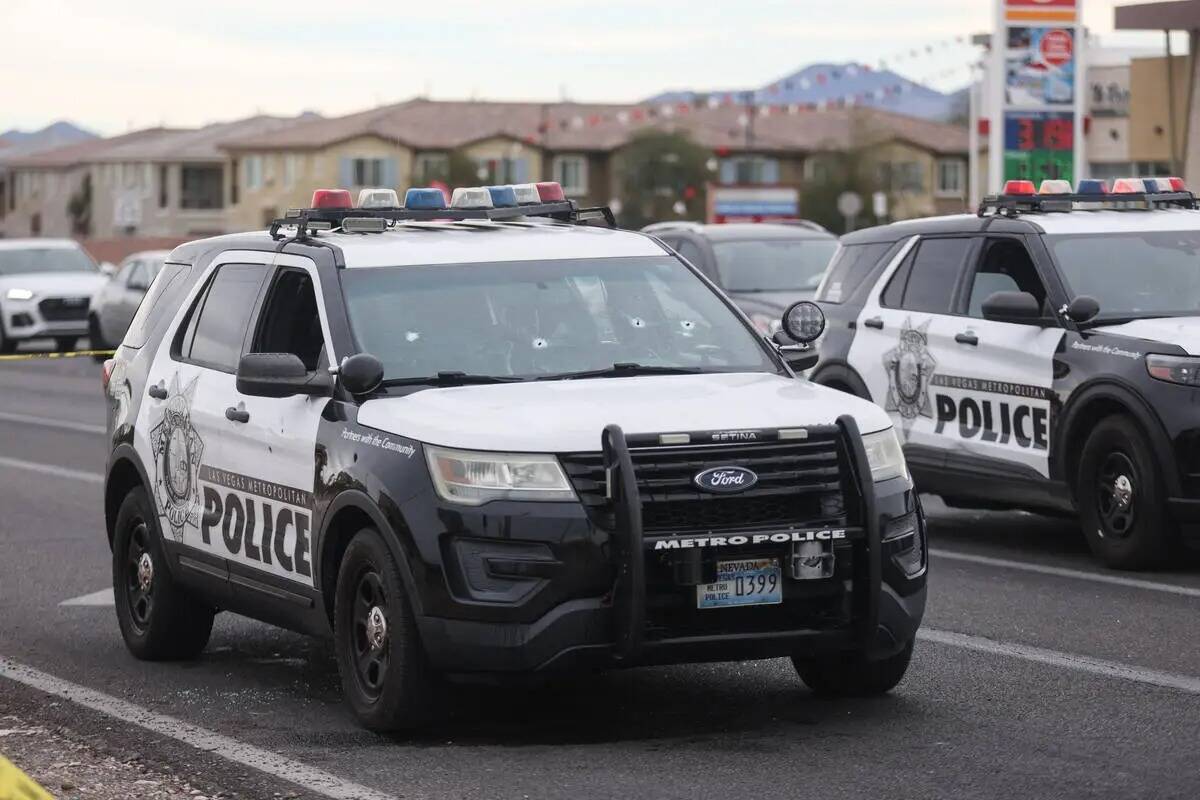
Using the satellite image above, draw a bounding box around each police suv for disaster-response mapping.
[811,177,1200,570]
[102,182,926,730]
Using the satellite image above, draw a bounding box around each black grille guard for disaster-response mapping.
[601,415,882,662]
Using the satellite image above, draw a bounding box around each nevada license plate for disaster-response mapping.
[697,558,782,609]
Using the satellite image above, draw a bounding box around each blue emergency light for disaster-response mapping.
[404,188,447,210]
[1075,179,1108,194]
[486,185,518,208]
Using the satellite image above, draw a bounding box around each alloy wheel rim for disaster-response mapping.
[125,521,154,629]
[351,569,390,699]
[1096,451,1137,539]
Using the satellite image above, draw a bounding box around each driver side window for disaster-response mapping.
[965,239,1047,318]
[251,268,326,371]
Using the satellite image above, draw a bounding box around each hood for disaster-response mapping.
[1090,317,1200,356]
[0,272,107,299]
[356,372,892,453]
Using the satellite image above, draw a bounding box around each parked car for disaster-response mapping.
[642,221,837,335]
[0,238,107,353]
[89,250,169,353]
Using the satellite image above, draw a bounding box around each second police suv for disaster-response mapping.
[101,182,927,730]
[811,177,1200,570]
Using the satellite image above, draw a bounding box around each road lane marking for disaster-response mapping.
[0,410,104,435]
[0,456,102,484]
[60,588,114,607]
[930,548,1200,598]
[0,657,398,800]
[920,628,1200,695]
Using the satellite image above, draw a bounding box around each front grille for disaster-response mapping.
[560,426,856,534]
[38,297,89,321]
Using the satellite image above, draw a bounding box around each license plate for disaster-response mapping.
[697,558,781,609]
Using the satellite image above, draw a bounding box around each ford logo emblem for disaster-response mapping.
[693,466,758,494]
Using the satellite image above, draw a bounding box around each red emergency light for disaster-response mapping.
[1002,180,1036,196]
[535,182,566,202]
[311,189,353,209]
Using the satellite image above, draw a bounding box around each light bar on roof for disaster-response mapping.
[485,185,518,208]
[451,187,494,209]
[1038,179,1071,195]
[1112,178,1145,194]
[311,189,353,209]
[357,188,400,208]
[535,181,566,202]
[404,187,446,210]
[1002,180,1036,196]
[1076,179,1108,194]
[1165,177,1186,191]
[512,183,540,204]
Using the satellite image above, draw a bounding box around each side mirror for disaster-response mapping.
[236,353,332,398]
[339,353,384,396]
[100,262,118,277]
[1065,295,1100,324]
[781,300,826,344]
[981,291,1043,324]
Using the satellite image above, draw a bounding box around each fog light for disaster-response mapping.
[11,313,33,328]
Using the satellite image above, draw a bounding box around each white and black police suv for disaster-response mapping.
[809,176,1200,570]
[101,182,926,731]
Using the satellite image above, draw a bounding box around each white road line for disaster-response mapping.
[930,548,1200,599]
[59,588,114,607]
[0,410,104,435]
[0,455,103,484]
[920,628,1200,694]
[0,657,398,800]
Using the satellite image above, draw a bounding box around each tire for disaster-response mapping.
[0,315,14,355]
[112,487,215,660]
[55,336,78,353]
[1077,415,1174,570]
[793,639,914,697]
[334,528,437,731]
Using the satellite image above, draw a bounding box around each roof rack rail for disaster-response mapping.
[268,200,616,240]
[978,190,1198,218]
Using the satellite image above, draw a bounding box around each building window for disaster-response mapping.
[159,165,169,209]
[879,161,925,194]
[414,153,449,185]
[180,165,224,210]
[283,155,298,188]
[552,155,588,196]
[935,159,965,197]
[719,156,780,185]
[244,156,264,191]
[475,157,527,185]
[353,158,385,187]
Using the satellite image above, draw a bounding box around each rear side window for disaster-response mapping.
[881,237,971,314]
[817,242,893,303]
[122,262,190,349]
[175,263,267,372]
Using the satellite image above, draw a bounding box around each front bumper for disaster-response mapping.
[2,295,91,340]
[412,417,927,673]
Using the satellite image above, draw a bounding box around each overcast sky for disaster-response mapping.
[0,0,1185,135]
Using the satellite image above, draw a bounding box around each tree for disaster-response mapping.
[800,111,891,234]
[67,172,92,237]
[614,129,710,229]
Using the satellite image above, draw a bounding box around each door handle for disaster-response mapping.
[225,406,250,423]
[147,385,168,400]
[955,332,979,346]
[864,316,884,330]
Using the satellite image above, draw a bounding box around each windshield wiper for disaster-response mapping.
[382,371,526,387]
[536,362,706,381]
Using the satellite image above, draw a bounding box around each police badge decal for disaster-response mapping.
[149,373,204,542]
[882,317,937,439]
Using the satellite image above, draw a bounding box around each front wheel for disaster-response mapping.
[1077,415,1174,570]
[0,317,14,355]
[55,336,78,353]
[334,529,437,731]
[112,487,215,660]
[793,639,914,697]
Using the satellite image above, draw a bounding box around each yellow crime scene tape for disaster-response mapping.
[0,754,53,800]
[0,350,115,362]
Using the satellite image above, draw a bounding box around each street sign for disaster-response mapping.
[872,191,888,220]
[837,191,862,231]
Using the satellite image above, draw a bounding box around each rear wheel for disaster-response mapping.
[334,528,437,731]
[112,487,215,660]
[1077,415,1174,570]
[793,639,914,697]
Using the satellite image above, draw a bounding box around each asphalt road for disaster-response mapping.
[2,355,1200,799]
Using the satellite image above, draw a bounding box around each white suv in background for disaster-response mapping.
[0,238,106,353]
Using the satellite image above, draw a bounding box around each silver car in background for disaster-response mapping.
[88,250,169,354]
[0,239,107,354]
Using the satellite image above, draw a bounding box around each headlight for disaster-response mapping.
[425,446,576,506]
[5,288,33,301]
[1146,354,1200,386]
[861,427,909,483]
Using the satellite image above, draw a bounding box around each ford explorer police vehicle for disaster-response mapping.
[102,182,927,731]
[810,177,1200,570]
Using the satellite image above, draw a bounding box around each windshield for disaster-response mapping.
[711,238,837,292]
[340,256,777,382]
[0,246,97,276]
[1048,231,1200,319]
